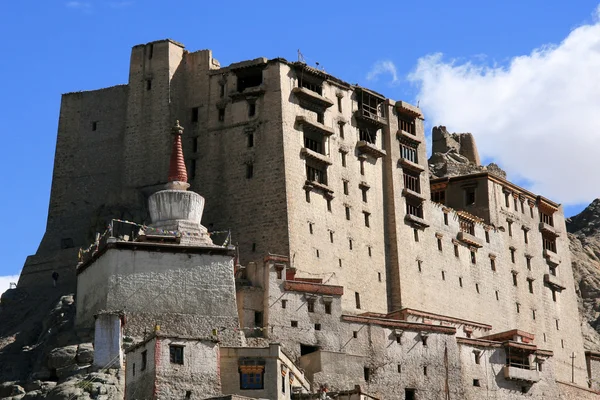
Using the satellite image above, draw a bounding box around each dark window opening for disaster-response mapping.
[246,163,254,179]
[441,271,445,280]
[148,43,153,59]
[505,192,510,207]
[146,79,152,90]
[414,229,419,242]
[421,336,428,346]
[532,309,536,320]
[247,133,254,148]
[363,212,370,227]
[359,127,377,144]
[549,265,557,276]
[459,277,463,287]
[405,389,416,400]
[219,83,225,98]
[191,107,199,122]
[169,345,184,364]
[465,187,476,206]
[252,243,256,252]
[345,206,351,220]
[552,289,557,302]
[485,230,490,243]
[475,352,481,364]
[417,260,422,272]
[363,367,371,382]
[358,90,385,120]
[423,366,428,376]
[325,303,331,314]
[510,248,516,263]
[543,235,557,253]
[361,187,368,203]
[308,222,313,234]
[454,244,459,258]
[315,249,320,258]
[368,246,372,257]
[407,202,423,218]
[459,217,475,235]
[281,299,287,308]
[307,299,315,313]
[186,390,192,399]
[516,303,520,313]
[339,122,344,138]
[526,257,531,270]
[400,142,418,163]
[341,151,347,167]
[316,112,324,124]
[403,170,420,193]
[300,344,318,356]
[92,121,98,131]
[237,69,263,92]
[329,231,334,243]
[437,238,443,251]
[141,350,147,371]
[306,163,327,185]
[355,292,361,309]
[254,311,263,327]
[512,272,518,286]
[444,212,449,225]
[218,108,225,122]
[314,323,321,331]
[298,76,323,95]
[506,348,531,370]
[507,221,513,236]
[540,211,554,226]
[397,364,402,373]
[326,199,332,212]
[133,363,135,377]
[473,379,481,387]
[240,369,264,390]
[353,331,358,338]
[490,258,496,271]
[556,319,559,330]
[476,283,480,293]
[495,291,499,300]
[337,96,342,112]
[378,272,382,281]
[291,320,298,328]
[248,103,256,117]
[432,190,446,205]
[349,239,353,250]
[399,115,415,134]
[343,180,349,195]
[471,251,476,264]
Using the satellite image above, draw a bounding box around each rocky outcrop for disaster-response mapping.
[428,126,506,179]
[568,199,600,350]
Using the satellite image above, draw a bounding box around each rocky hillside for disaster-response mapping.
[568,199,600,350]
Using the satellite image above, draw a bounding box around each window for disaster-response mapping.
[298,76,322,95]
[432,190,446,205]
[360,159,365,175]
[400,142,418,163]
[398,364,402,373]
[490,257,496,271]
[191,107,199,122]
[308,222,313,234]
[337,96,343,113]
[314,323,321,331]
[399,115,415,134]
[454,244,459,258]
[530,206,534,218]
[339,258,343,267]
[543,235,557,253]
[341,151,347,167]
[405,389,416,400]
[329,231,334,243]
[141,350,147,371]
[364,367,371,382]
[327,198,332,212]
[240,367,264,390]
[532,309,536,320]
[148,43,153,59]
[254,311,263,327]
[361,187,368,203]
[246,163,254,179]
[348,239,353,250]
[307,299,315,312]
[92,121,98,131]
[459,217,475,235]
[471,251,476,264]
[316,112,324,124]
[510,248,516,263]
[247,133,254,148]
[304,130,325,154]
[421,336,428,346]
[237,69,263,92]
[282,300,287,309]
[133,363,135,377]
[514,197,519,210]
[423,366,428,376]
[523,229,528,244]
[218,108,225,122]
[219,83,225,97]
[359,127,377,144]
[465,187,476,206]
[355,292,361,309]
[407,201,422,218]
[378,272,382,281]
[146,79,152,90]
[444,212,449,225]
[516,303,520,313]
[169,345,184,364]
[520,200,525,214]
[526,256,531,270]
[345,206,351,220]
[540,211,554,226]
[368,246,372,257]
[276,269,282,279]
[414,229,419,242]
[306,163,327,185]
[474,351,481,364]
[353,331,358,338]
[343,180,349,195]
[495,291,499,301]
[549,265,557,276]
[507,220,513,236]
[556,319,559,330]
[325,303,331,314]
[315,249,320,258]
[338,122,345,138]
[561,339,564,348]
[248,103,256,117]
[189,159,196,180]
[459,277,463,287]
[504,192,510,208]
[252,243,256,252]
[363,212,370,227]
[512,271,518,286]
[485,230,490,243]
[552,289,557,302]
[437,238,443,251]
[473,379,481,387]
[441,271,446,280]
[403,170,420,193]
[476,283,480,294]
[527,278,534,294]
[291,320,298,328]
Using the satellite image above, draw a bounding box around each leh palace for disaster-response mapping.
[1,39,600,400]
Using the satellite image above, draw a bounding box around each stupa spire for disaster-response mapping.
[168,120,188,184]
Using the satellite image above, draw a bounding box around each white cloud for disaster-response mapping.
[408,9,600,205]
[367,60,399,84]
[0,273,20,298]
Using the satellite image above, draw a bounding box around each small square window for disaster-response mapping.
[291,320,298,328]
[317,112,324,124]
[314,323,321,331]
[353,331,358,338]
[169,345,184,364]
[473,379,481,387]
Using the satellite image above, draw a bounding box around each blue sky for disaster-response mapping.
[1,0,599,289]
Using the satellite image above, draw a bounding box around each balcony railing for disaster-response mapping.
[357,141,386,159]
[544,273,566,291]
[503,365,540,383]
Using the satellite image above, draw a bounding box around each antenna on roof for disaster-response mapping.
[298,49,305,63]
[417,100,420,107]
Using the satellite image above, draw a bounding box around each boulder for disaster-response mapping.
[22,381,42,392]
[11,385,26,396]
[22,390,43,399]
[47,345,77,370]
[56,364,90,379]
[76,343,94,365]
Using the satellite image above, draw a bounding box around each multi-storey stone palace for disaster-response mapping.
[14,39,600,399]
